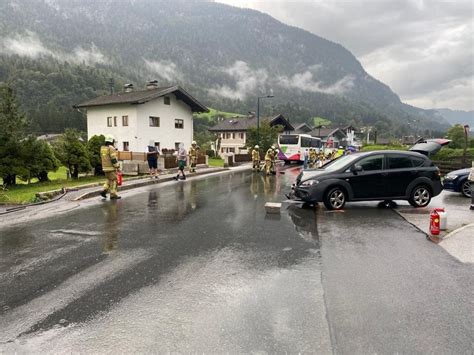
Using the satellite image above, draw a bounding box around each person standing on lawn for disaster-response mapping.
[145,140,160,179]
[100,135,121,199]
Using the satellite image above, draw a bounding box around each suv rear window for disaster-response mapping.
[388,155,413,169]
[357,155,384,171]
[410,156,425,167]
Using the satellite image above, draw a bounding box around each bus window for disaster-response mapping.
[279,135,299,145]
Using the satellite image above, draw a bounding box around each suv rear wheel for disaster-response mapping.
[461,180,471,198]
[408,185,432,207]
[324,187,347,210]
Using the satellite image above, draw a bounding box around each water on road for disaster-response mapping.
[0,167,472,353]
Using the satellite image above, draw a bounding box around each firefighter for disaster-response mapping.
[188,141,199,173]
[100,134,121,199]
[264,146,274,175]
[309,148,317,168]
[251,145,260,172]
[270,145,278,174]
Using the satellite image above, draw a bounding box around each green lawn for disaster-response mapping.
[0,175,105,204]
[208,158,224,167]
[194,107,244,121]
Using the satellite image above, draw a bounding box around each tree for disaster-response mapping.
[446,124,466,149]
[19,137,60,183]
[53,129,91,179]
[246,122,283,153]
[87,135,105,176]
[312,116,332,127]
[0,85,28,185]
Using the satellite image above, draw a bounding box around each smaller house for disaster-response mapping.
[310,127,347,148]
[209,114,293,155]
[293,122,313,134]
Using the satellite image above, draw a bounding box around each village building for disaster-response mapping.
[310,127,347,148]
[75,82,208,152]
[293,122,313,134]
[209,114,294,155]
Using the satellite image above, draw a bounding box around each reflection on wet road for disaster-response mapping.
[0,167,471,353]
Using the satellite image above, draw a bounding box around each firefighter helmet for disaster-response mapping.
[105,134,115,143]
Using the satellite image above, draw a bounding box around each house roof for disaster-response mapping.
[310,127,346,139]
[75,85,209,113]
[293,122,313,134]
[209,114,294,132]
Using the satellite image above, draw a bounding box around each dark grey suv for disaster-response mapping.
[289,150,443,210]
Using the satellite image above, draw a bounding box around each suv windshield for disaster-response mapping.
[323,154,360,171]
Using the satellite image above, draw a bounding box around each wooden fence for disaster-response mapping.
[433,157,471,175]
[117,151,146,161]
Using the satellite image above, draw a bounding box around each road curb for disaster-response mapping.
[441,223,474,240]
[73,168,229,201]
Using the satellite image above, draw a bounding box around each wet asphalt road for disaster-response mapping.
[0,167,472,353]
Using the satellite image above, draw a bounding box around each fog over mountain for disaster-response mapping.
[0,0,450,134]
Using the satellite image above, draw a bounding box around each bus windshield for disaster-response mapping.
[279,135,299,145]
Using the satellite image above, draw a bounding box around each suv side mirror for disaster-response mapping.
[351,164,363,174]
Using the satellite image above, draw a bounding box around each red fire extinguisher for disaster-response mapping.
[429,209,440,236]
[117,170,123,186]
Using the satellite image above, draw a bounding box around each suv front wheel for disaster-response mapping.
[324,187,347,210]
[408,185,432,208]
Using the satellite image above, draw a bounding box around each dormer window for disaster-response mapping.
[164,96,171,105]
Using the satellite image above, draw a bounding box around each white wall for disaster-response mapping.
[136,94,193,151]
[86,93,194,152]
[87,104,138,151]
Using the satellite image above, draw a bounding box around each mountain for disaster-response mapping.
[435,109,474,128]
[0,0,450,134]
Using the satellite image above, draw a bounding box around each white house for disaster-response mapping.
[208,114,294,156]
[76,82,208,152]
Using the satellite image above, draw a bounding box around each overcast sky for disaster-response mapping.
[217,0,473,111]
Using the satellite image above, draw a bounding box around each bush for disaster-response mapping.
[87,135,105,176]
[431,148,474,161]
[206,149,215,158]
[361,145,408,152]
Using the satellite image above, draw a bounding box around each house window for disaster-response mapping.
[164,96,171,105]
[226,133,231,139]
[175,142,181,150]
[239,132,244,139]
[113,116,117,127]
[149,116,160,127]
[122,115,128,126]
[232,133,235,139]
[107,117,112,127]
[154,142,160,149]
[123,141,129,151]
[229,148,235,153]
[175,119,184,129]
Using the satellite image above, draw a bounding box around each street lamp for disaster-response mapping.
[257,95,274,146]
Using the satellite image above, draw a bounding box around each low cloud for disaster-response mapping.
[208,60,268,100]
[72,44,107,65]
[277,66,354,94]
[0,31,108,66]
[144,59,180,81]
[218,0,474,110]
[0,31,52,58]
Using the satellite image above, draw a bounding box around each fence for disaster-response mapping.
[433,157,471,175]
[117,151,146,161]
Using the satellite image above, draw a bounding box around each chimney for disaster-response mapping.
[124,83,134,93]
[146,80,159,90]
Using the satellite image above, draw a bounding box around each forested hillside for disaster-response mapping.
[0,0,449,135]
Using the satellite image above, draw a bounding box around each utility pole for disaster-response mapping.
[256,95,274,146]
[109,78,115,95]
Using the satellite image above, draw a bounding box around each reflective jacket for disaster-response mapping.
[101,145,119,172]
[252,149,260,161]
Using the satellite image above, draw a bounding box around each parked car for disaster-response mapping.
[289,140,449,210]
[443,168,471,197]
